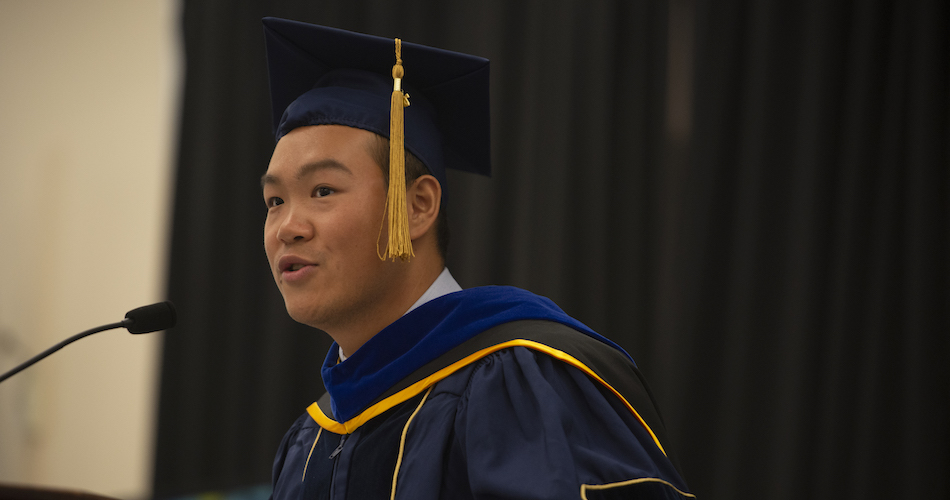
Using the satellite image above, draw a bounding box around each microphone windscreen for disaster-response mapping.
[124,301,177,334]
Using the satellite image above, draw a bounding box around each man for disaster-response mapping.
[262,18,692,499]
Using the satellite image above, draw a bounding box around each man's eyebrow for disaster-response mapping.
[261,158,353,188]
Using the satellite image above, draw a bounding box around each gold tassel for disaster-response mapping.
[379,38,414,261]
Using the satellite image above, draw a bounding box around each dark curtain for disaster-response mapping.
[154,1,949,499]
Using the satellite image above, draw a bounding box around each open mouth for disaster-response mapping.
[278,257,316,274]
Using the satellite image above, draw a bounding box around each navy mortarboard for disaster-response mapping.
[262,18,490,261]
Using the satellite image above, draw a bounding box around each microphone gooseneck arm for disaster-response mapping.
[0,321,128,384]
[0,301,175,384]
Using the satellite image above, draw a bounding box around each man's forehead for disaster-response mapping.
[262,125,385,188]
[261,158,355,188]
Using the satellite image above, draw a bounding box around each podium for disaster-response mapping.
[0,484,120,500]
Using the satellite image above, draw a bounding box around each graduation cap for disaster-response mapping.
[262,18,490,261]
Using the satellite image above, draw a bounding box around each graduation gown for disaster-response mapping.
[271,286,693,499]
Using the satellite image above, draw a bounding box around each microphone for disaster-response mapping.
[123,301,177,334]
[0,301,176,384]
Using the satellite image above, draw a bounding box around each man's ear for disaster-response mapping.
[407,175,441,240]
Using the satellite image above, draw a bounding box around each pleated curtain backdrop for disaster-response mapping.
[154,1,948,499]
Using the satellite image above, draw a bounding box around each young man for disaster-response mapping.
[261,18,692,500]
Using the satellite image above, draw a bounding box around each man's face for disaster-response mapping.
[262,125,399,332]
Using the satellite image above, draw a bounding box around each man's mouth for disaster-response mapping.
[279,260,317,283]
[278,256,317,274]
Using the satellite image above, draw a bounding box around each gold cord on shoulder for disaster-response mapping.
[301,427,323,482]
[390,386,433,499]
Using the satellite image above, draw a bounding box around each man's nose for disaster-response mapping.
[276,208,314,243]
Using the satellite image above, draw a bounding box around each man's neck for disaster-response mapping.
[338,267,460,361]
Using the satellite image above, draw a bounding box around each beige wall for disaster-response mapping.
[0,1,180,498]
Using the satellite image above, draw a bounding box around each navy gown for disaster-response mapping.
[271,287,693,500]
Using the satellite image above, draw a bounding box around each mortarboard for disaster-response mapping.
[262,18,490,261]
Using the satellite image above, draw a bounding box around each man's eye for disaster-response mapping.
[313,186,335,198]
[266,196,284,208]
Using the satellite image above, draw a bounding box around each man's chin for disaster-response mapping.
[283,299,324,327]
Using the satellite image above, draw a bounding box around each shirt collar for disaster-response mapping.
[405,267,462,314]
